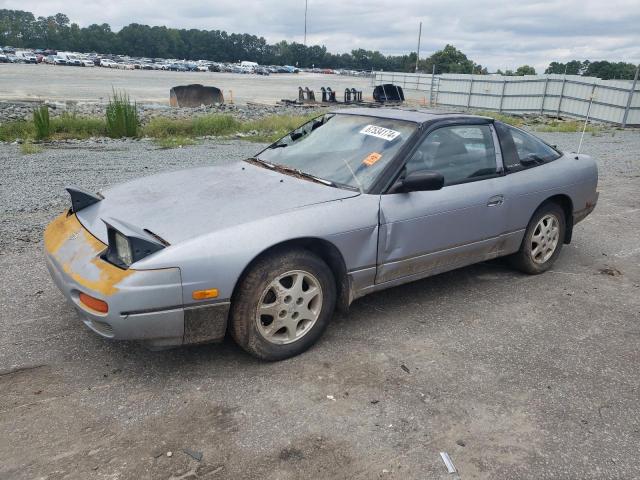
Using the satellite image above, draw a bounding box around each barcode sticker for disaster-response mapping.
[360,125,401,141]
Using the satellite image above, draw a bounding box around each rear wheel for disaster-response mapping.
[230,248,336,361]
[509,202,565,274]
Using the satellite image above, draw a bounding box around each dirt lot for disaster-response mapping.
[1,131,639,479]
[0,64,373,105]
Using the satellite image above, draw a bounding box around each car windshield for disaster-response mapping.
[255,113,417,192]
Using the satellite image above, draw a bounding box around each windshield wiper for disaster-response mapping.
[271,163,329,186]
[244,157,275,169]
[272,163,360,191]
[245,158,358,192]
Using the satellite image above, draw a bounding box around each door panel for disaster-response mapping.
[377,177,509,283]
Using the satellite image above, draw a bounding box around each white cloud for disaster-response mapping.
[3,0,639,71]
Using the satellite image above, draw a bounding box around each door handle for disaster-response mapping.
[487,194,504,207]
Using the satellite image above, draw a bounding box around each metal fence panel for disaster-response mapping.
[372,71,639,126]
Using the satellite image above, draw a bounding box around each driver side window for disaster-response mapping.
[405,125,497,186]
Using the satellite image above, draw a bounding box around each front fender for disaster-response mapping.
[133,194,381,305]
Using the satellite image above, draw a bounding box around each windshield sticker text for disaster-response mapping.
[360,125,401,141]
[362,152,382,166]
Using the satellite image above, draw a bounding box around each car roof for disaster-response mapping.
[332,107,492,124]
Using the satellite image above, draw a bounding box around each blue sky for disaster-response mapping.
[3,0,639,71]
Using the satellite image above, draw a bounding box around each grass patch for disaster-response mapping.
[143,114,241,137]
[0,121,35,142]
[33,105,50,140]
[1,111,318,144]
[20,141,43,155]
[142,117,192,137]
[51,113,107,139]
[472,110,524,127]
[193,115,242,136]
[1,114,106,141]
[143,113,316,142]
[534,120,600,133]
[154,136,198,149]
[106,90,139,138]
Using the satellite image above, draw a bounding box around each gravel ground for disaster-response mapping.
[1,130,639,479]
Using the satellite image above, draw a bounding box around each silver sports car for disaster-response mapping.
[44,108,598,360]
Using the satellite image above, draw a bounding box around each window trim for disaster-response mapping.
[494,121,562,174]
[382,119,503,193]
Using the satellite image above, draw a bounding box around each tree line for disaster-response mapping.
[0,9,419,70]
[544,60,638,80]
[0,9,637,79]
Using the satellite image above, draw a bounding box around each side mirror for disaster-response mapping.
[393,170,444,193]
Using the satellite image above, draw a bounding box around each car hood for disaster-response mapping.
[76,161,359,245]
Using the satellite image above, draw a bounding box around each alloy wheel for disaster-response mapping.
[530,214,560,264]
[255,270,323,344]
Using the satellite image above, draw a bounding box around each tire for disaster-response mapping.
[230,248,336,361]
[509,202,566,275]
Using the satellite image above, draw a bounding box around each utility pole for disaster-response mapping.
[304,0,308,46]
[415,21,422,73]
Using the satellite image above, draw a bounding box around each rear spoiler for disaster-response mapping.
[66,186,103,213]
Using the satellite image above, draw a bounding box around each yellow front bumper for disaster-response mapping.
[43,211,185,346]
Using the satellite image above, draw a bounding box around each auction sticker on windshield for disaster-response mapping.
[362,152,382,166]
[360,125,401,141]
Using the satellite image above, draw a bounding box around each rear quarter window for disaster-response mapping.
[495,122,561,172]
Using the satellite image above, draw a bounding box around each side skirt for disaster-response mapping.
[349,229,524,302]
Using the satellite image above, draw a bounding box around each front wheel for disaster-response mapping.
[230,248,336,361]
[509,202,565,274]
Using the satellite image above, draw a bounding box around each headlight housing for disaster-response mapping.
[114,231,133,266]
[102,220,167,269]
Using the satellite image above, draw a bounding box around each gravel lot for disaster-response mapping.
[1,130,639,479]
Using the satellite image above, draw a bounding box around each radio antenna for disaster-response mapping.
[577,84,596,155]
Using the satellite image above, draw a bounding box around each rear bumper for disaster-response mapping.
[44,212,229,348]
[573,191,599,225]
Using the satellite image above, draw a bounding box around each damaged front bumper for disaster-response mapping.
[43,212,229,348]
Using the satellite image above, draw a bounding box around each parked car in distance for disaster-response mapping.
[44,109,599,360]
[44,55,65,65]
[15,50,38,63]
[57,52,82,66]
[99,59,117,68]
